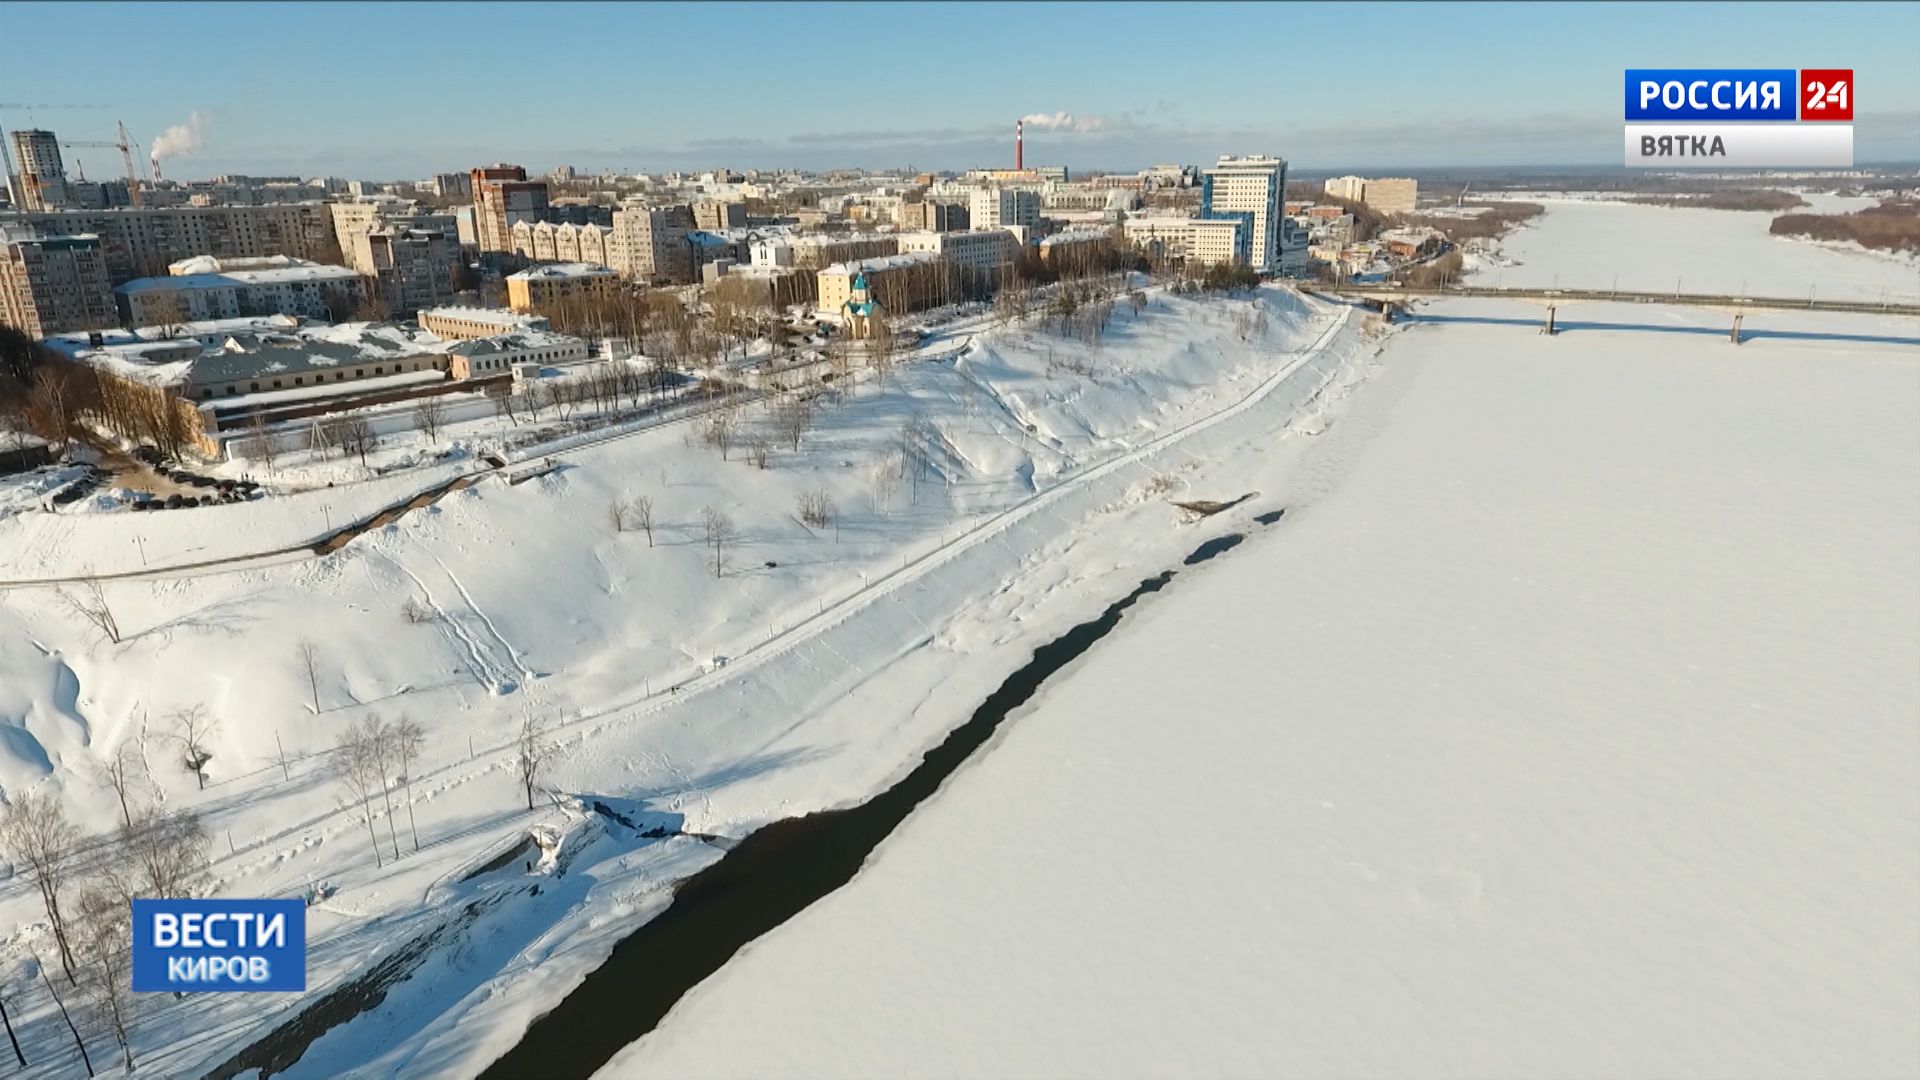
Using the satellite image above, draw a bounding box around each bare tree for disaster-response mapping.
[333,717,387,868]
[33,955,91,1075]
[60,576,121,645]
[337,414,377,468]
[295,638,322,714]
[112,809,209,902]
[393,715,426,853]
[0,794,81,984]
[744,434,770,470]
[515,712,549,811]
[701,403,739,459]
[772,396,814,451]
[72,888,134,1073]
[630,494,654,547]
[487,380,518,426]
[360,713,402,862]
[143,290,190,339]
[701,505,735,578]
[246,408,277,473]
[608,496,632,533]
[868,315,898,384]
[413,396,447,444]
[870,454,900,514]
[93,743,144,831]
[169,705,217,790]
[797,488,836,530]
[521,380,549,421]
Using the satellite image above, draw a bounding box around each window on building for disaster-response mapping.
[250,382,259,392]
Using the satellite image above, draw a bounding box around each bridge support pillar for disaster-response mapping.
[1730,313,1744,345]
[1541,304,1557,336]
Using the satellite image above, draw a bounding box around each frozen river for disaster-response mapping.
[601,209,1920,1078]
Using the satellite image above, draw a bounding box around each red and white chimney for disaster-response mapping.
[1015,120,1024,171]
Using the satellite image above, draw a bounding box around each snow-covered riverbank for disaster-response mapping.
[0,284,1376,1077]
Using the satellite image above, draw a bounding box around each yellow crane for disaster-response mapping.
[58,123,147,206]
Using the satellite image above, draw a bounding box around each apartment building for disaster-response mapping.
[895,228,1020,273]
[896,199,969,232]
[1201,155,1287,271]
[328,199,458,275]
[0,203,341,283]
[510,220,613,266]
[10,129,68,211]
[116,256,365,325]
[0,233,116,337]
[693,199,747,231]
[360,228,461,314]
[969,185,1041,230]
[506,263,620,312]
[1323,175,1418,215]
[469,164,551,254]
[430,172,473,199]
[1122,216,1246,268]
[610,204,694,283]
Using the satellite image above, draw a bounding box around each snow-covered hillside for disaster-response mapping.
[604,299,1920,1080]
[0,284,1372,1077]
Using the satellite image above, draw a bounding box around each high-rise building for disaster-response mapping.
[610,205,695,283]
[693,199,746,231]
[469,165,550,254]
[329,199,458,275]
[1201,155,1287,271]
[969,186,1041,231]
[362,228,461,315]
[1,233,116,337]
[10,130,68,211]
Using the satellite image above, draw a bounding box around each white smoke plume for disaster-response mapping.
[150,111,209,162]
[1021,111,1107,134]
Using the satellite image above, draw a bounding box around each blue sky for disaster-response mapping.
[3,1,1916,179]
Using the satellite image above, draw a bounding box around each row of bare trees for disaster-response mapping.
[0,331,202,463]
[332,713,427,867]
[0,723,215,1072]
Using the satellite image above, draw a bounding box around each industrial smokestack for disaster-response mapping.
[1016,119,1023,171]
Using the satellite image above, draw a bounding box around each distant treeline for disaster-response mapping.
[1400,201,1544,241]
[1631,189,1808,211]
[1770,199,1920,254]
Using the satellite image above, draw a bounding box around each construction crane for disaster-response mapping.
[56,122,146,206]
[0,103,108,203]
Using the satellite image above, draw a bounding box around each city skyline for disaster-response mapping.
[3,1,1917,179]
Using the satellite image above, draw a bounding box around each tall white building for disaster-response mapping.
[1200,155,1287,272]
[969,185,1040,231]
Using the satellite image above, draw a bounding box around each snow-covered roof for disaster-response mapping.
[507,262,617,280]
[1038,230,1111,247]
[418,306,548,330]
[119,261,362,294]
[446,330,584,357]
[819,251,942,276]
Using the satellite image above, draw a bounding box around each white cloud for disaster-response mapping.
[1021,111,1109,134]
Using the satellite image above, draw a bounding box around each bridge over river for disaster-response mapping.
[1310,283,1920,341]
